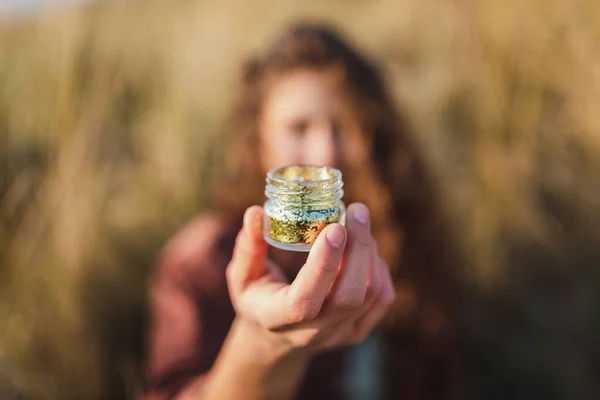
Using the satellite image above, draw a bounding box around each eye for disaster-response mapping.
[289,119,309,137]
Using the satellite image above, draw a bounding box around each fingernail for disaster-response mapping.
[353,204,370,225]
[326,225,346,249]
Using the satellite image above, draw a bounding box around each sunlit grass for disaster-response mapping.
[0,0,599,398]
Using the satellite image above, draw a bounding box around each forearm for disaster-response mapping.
[177,318,310,400]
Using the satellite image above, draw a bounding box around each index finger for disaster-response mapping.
[285,223,347,321]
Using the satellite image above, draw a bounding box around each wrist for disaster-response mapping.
[233,316,311,362]
[203,317,311,400]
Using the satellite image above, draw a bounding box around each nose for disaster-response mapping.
[303,121,339,167]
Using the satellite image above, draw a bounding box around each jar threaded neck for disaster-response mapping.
[265,165,344,206]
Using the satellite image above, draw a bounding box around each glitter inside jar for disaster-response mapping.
[264,165,345,252]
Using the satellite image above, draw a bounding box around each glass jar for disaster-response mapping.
[263,165,345,252]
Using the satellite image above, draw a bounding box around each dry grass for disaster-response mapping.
[0,0,599,398]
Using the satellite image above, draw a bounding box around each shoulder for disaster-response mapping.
[162,213,232,264]
[153,212,240,294]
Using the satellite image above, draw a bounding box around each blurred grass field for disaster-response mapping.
[1,0,599,398]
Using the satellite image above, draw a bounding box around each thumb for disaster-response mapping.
[226,206,268,295]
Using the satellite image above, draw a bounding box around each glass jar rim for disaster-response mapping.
[266,164,342,185]
[265,164,344,203]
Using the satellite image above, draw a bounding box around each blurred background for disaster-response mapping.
[0,0,599,399]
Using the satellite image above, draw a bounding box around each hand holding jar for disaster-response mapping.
[225,202,396,354]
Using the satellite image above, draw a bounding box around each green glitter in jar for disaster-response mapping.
[263,165,345,252]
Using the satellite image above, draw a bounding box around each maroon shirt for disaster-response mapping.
[142,214,457,399]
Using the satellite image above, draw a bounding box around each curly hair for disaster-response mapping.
[214,21,462,398]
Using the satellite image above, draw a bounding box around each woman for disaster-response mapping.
[142,22,461,399]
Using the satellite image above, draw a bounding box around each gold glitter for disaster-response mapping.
[263,165,345,251]
[268,209,341,245]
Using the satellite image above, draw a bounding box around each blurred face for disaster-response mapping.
[258,68,361,172]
